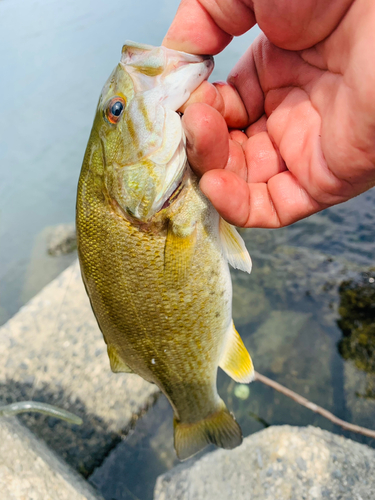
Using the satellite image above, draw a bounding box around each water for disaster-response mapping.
[90,199,375,499]
[0,0,260,324]
[0,1,374,499]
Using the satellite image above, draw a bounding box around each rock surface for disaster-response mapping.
[0,417,104,500]
[20,224,78,311]
[0,260,159,475]
[154,425,375,500]
[47,223,77,256]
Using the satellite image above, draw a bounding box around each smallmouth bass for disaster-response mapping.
[76,42,254,460]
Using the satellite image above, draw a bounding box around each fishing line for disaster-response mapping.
[254,371,375,439]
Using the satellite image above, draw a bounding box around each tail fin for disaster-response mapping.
[174,401,242,460]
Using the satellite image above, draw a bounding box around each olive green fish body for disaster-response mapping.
[77,42,254,459]
[78,162,229,420]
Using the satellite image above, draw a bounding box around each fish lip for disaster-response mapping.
[173,53,214,71]
[202,56,214,75]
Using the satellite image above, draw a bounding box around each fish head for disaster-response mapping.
[93,42,214,222]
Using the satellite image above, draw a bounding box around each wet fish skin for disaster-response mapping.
[76,42,254,460]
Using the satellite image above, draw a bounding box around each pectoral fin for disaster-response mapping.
[219,322,254,383]
[164,222,196,283]
[107,345,134,373]
[219,218,252,274]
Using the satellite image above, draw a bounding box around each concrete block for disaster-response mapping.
[0,417,104,500]
[154,425,375,500]
[0,260,159,475]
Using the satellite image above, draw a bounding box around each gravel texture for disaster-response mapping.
[0,417,104,500]
[154,425,375,500]
[0,260,159,475]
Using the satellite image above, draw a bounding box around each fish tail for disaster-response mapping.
[173,400,242,461]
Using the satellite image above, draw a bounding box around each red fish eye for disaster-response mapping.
[106,97,126,124]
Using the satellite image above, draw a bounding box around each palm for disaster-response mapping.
[164,0,375,228]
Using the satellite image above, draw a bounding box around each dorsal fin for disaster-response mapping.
[219,218,252,273]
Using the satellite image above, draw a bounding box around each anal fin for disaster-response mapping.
[107,345,134,373]
[174,400,242,461]
[219,322,254,383]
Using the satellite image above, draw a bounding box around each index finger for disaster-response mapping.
[162,0,256,55]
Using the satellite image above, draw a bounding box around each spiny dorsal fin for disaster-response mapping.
[219,322,254,383]
[107,345,134,373]
[219,218,252,273]
[174,400,242,460]
[164,222,196,283]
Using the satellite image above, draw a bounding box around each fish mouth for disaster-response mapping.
[113,44,214,223]
[122,42,214,111]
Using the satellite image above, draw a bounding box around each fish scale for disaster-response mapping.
[77,42,254,460]
[79,179,225,404]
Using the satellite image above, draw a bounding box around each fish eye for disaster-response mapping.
[105,97,126,124]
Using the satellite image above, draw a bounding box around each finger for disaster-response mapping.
[182,103,229,176]
[178,81,225,115]
[244,131,286,183]
[199,169,325,228]
[226,140,248,180]
[163,0,232,54]
[163,0,255,54]
[246,114,267,137]
[179,81,248,129]
[251,37,319,101]
[214,82,249,128]
[228,42,265,124]
[228,35,313,123]
[229,130,247,146]
[228,34,329,126]
[253,0,353,50]
[267,88,354,205]
[199,170,252,226]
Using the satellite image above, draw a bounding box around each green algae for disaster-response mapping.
[337,271,375,375]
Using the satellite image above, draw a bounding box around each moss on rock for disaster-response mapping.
[337,270,375,375]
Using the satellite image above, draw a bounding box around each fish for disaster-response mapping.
[76,41,254,460]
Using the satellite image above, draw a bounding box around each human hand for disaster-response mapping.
[163,0,375,228]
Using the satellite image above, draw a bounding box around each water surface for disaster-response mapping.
[0,0,259,323]
[0,1,374,499]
